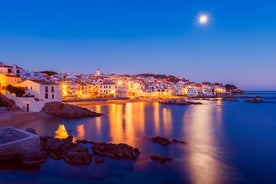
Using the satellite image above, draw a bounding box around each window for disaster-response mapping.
[51,86,54,93]
[45,86,48,93]
[7,69,12,73]
[52,94,54,99]
[45,94,48,99]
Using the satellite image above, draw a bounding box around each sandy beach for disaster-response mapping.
[0,111,59,129]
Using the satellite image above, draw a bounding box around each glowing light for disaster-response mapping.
[198,14,209,25]
[54,124,69,139]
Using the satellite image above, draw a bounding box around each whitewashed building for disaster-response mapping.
[0,63,23,77]
[9,79,62,112]
[184,86,200,97]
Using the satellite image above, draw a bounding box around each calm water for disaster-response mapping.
[1,92,276,184]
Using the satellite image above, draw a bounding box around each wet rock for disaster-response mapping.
[76,139,96,144]
[94,158,104,164]
[159,98,202,105]
[41,136,92,165]
[41,101,102,118]
[150,155,172,164]
[151,136,171,146]
[92,142,138,160]
[63,149,92,165]
[172,139,186,144]
[20,151,47,165]
[245,96,275,103]
[134,148,140,154]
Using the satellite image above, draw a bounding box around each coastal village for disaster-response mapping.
[0,62,239,112]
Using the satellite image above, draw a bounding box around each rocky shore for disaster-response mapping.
[245,96,275,103]
[41,101,102,118]
[0,128,184,166]
[41,136,92,165]
[159,98,202,105]
[0,93,23,111]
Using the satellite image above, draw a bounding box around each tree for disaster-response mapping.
[40,71,58,76]
[225,84,237,92]
[6,85,26,97]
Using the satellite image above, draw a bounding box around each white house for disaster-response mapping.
[114,86,128,98]
[10,79,62,112]
[183,86,200,97]
[99,83,116,96]
[0,63,23,77]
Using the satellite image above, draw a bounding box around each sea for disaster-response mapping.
[1,91,276,184]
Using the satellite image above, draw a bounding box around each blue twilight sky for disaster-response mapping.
[0,0,276,90]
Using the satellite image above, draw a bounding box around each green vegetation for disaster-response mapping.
[225,84,237,91]
[136,73,185,83]
[40,71,58,76]
[6,85,26,97]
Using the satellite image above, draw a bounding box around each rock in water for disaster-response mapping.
[94,158,104,164]
[41,101,102,118]
[92,142,138,160]
[41,136,92,165]
[150,155,172,164]
[151,136,171,146]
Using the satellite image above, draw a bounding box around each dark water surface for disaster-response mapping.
[1,92,276,184]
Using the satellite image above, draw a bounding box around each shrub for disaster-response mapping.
[6,85,26,97]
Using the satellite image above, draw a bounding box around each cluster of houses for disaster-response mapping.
[0,62,233,112]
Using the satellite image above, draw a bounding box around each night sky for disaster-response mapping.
[0,0,276,90]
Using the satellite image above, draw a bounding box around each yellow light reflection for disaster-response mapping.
[162,107,172,135]
[76,124,85,140]
[109,104,124,143]
[183,104,222,184]
[54,124,69,139]
[138,102,145,133]
[124,103,135,146]
[95,105,102,133]
[216,98,222,125]
[153,102,160,134]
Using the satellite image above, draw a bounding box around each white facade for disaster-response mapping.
[0,63,23,77]
[114,86,128,98]
[11,79,62,112]
[99,83,116,95]
[184,87,199,97]
[16,79,62,101]
[202,85,215,96]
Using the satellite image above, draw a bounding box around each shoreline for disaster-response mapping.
[65,96,239,106]
[0,111,59,129]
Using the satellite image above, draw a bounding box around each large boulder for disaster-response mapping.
[0,93,23,111]
[150,155,172,164]
[41,136,92,165]
[91,142,139,160]
[41,101,101,118]
[159,98,202,105]
[151,136,171,146]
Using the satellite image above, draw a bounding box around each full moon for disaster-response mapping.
[198,14,209,24]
